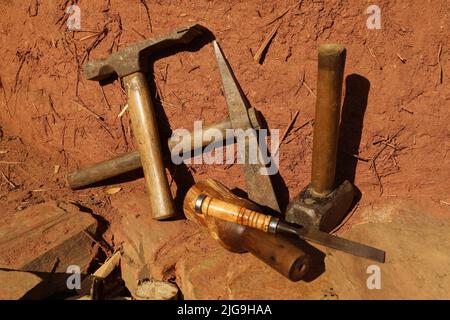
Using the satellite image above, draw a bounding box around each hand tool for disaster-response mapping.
[213,41,280,212]
[66,108,261,190]
[193,193,385,263]
[69,40,281,214]
[83,24,207,220]
[286,44,355,232]
[183,178,310,281]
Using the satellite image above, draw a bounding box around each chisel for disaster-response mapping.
[194,194,385,263]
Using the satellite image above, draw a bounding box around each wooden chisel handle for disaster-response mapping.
[194,193,386,263]
[195,194,275,233]
[184,179,310,281]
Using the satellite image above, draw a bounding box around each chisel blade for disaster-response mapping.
[295,227,385,263]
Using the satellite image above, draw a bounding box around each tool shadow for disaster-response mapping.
[336,74,370,210]
[0,267,91,300]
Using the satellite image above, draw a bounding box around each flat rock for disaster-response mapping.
[113,192,449,299]
[0,201,98,298]
[0,270,43,300]
[176,248,231,299]
[176,199,450,299]
[325,200,450,299]
[176,246,334,300]
[112,192,209,295]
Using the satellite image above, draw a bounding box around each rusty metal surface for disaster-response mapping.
[84,24,207,81]
[213,41,280,213]
[285,180,354,232]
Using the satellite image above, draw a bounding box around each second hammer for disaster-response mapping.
[84,24,207,220]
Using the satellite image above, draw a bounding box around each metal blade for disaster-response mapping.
[296,227,385,263]
[213,41,280,213]
[212,41,251,129]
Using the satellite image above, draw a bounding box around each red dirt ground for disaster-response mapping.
[0,1,449,270]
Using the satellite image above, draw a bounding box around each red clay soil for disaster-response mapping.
[0,1,449,263]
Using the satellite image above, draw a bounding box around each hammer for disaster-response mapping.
[286,44,355,232]
[70,40,280,212]
[83,24,207,220]
[66,108,261,190]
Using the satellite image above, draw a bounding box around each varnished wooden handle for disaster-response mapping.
[123,72,175,220]
[197,195,272,232]
[184,179,310,282]
[311,44,346,196]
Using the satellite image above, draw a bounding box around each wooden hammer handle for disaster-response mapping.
[197,195,272,232]
[124,72,175,220]
[311,44,346,196]
[66,108,261,190]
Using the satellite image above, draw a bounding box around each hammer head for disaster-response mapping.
[84,24,208,81]
[285,180,355,233]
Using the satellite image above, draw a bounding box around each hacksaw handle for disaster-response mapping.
[196,195,272,233]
